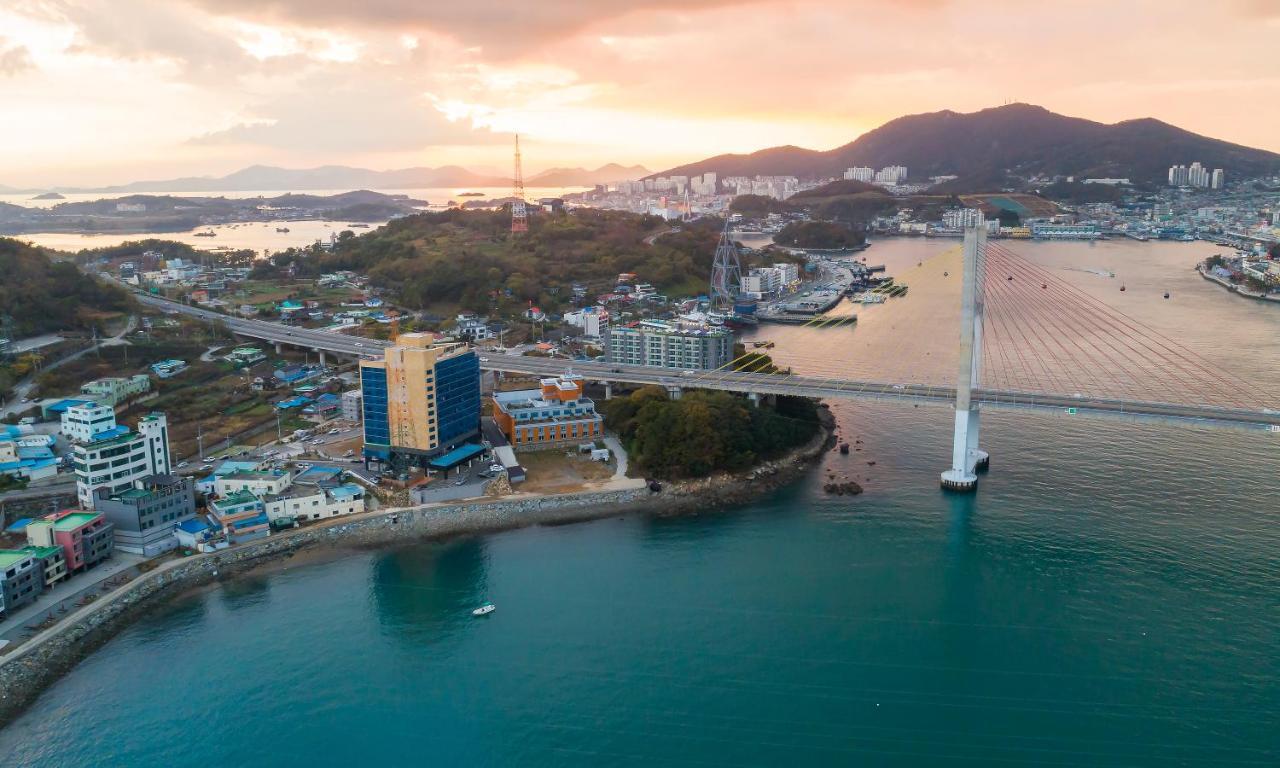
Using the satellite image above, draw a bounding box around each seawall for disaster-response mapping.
[0,409,835,726]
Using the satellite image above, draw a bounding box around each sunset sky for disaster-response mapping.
[1,0,1278,187]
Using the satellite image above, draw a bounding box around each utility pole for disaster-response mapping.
[197,424,205,461]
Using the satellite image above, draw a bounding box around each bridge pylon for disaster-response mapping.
[941,224,989,492]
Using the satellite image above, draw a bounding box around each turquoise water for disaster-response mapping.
[2,400,1278,767]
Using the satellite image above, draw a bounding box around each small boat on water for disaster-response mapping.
[276,227,290,233]
[1120,285,1126,292]
[472,603,496,617]
[1164,292,1170,299]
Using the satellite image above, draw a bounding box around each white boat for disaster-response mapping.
[472,603,496,617]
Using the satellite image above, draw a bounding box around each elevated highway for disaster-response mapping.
[136,292,1280,431]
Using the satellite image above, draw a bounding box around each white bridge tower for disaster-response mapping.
[941,224,989,491]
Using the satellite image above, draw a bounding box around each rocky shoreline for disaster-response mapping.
[0,410,836,727]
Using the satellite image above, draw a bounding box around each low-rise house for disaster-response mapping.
[79,375,151,407]
[174,517,217,551]
[263,483,366,523]
[61,401,119,443]
[0,440,58,482]
[150,359,188,379]
[225,346,266,367]
[0,549,42,620]
[214,470,292,497]
[208,491,271,545]
[342,390,363,423]
[26,510,115,575]
[93,474,196,556]
[22,545,67,590]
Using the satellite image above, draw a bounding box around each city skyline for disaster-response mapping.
[2,0,1280,187]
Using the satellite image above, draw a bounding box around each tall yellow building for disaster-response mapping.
[359,333,482,468]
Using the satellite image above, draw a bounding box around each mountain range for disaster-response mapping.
[1,163,652,195]
[653,104,1280,187]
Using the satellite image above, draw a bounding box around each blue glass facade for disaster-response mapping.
[434,352,481,448]
[360,367,390,453]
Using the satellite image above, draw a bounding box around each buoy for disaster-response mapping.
[943,271,949,277]
[1120,285,1126,292]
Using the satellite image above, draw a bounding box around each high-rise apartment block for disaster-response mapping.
[1168,162,1223,189]
[605,321,734,370]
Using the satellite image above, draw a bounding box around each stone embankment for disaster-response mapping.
[0,409,835,726]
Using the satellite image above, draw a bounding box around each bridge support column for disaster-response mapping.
[941,224,988,492]
[317,349,327,367]
[274,342,283,355]
[603,382,613,400]
[748,391,761,407]
[666,385,683,400]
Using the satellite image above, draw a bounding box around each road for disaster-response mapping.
[2,315,138,418]
[128,288,1280,430]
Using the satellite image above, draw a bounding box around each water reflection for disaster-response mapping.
[371,538,488,645]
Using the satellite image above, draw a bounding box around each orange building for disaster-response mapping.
[491,375,603,450]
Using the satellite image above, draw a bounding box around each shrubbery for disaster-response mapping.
[602,386,819,479]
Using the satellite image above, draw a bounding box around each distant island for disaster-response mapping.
[457,192,485,197]
[0,190,425,236]
[0,162,652,196]
[31,192,65,200]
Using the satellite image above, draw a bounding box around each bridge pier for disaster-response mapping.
[274,342,283,355]
[748,391,761,407]
[603,382,613,400]
[666,385,683,400]
[941,224,989,492]
[317,349,327,367]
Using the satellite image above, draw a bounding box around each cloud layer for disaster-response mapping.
[0,0,1277,187]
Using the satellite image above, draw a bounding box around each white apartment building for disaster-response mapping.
[942,208,986,229]
[61,402,118,443]
[73,412,171,509]
[741,268,783,297]
[843,167,875,182]
[565,306,609,338]
[773,262,800,285]
[875,166,908,185]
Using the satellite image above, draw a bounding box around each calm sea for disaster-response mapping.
[0,238,1276,767]
[2,186,587,254]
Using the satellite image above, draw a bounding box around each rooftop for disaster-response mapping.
[52,512,101,531]
[0,550,34,569]
[212,490,261,507]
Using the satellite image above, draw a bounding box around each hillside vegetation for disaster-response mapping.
[774,220,866,249]
[0,237,133,336]
[261,208,754,314]
[602,386,820,479]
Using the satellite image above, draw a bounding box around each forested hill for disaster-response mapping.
[0,238,133,336]
[259,208,755,314]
